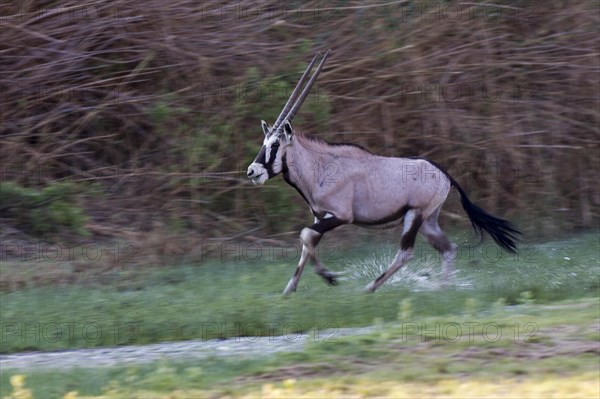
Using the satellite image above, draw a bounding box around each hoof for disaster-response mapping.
[441,270,457,288]
[363,282,377,293]
[282,280,297,296]
[320,272,338,286]
[440,279,455,289]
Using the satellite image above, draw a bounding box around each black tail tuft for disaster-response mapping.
[451,180,521,253]
[419,158,521,253]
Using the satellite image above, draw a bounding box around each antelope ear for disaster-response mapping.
[261,120,270,136]
[283,120,294,140]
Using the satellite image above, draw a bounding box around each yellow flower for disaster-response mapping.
[261,383,274,396]
[10,375,25,388]
[282,378,296,389]
[7,374,32,399]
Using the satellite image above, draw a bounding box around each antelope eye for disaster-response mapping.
[272,142,280,148]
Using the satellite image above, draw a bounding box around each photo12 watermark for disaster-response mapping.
[395,81,537,105]
[398,1,540,23]
[2,83,126,106]
[1,3,129,23]
[0,162,141,185]
[413,240,539,266]
[1,322,139,345]
[1,241,140,264]
[197,81,329,105]
[198,2,341,24]
[397,321,539,343]
[198,322,339,343]
[200,241,340,265]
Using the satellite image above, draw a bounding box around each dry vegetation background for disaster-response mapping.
[1,0,598,264]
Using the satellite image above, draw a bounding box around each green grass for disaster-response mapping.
[1,233,598,353]
[1,299,598,398]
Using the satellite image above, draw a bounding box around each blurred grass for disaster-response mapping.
[1,232,597,353]
[1,297,598,398]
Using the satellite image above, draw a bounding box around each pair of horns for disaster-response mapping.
[272,49,331,134]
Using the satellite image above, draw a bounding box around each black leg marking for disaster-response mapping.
[304,216,346,288]
[400,214,423,250]
[310,216,345,234]
[420,217,458,284]
[320,271,338,285]
[429,234,452,254]
[285,218,343,295]
[364,212,422,294]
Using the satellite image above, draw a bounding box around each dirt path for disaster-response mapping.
[2,311,598,371]
[0,326,375,370]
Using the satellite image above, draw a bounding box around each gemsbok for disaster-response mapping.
[247,50,520,294]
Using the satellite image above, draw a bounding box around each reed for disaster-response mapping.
[1,1,598,253]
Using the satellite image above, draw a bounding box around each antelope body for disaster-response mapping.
[247,51,520,294]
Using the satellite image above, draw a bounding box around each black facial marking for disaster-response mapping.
[252,143,280,178]
[266,146,279,176]
[253,146,267,165]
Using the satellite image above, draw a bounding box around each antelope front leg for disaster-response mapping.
[283,243,311,295]
[283,216,345,295]
[283,227,321,295]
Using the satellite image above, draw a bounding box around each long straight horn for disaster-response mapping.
[283,49,331,124]
[272,52,321,132]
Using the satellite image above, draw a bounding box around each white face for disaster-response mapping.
[247,122,291,185]
[247,162,269,185]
